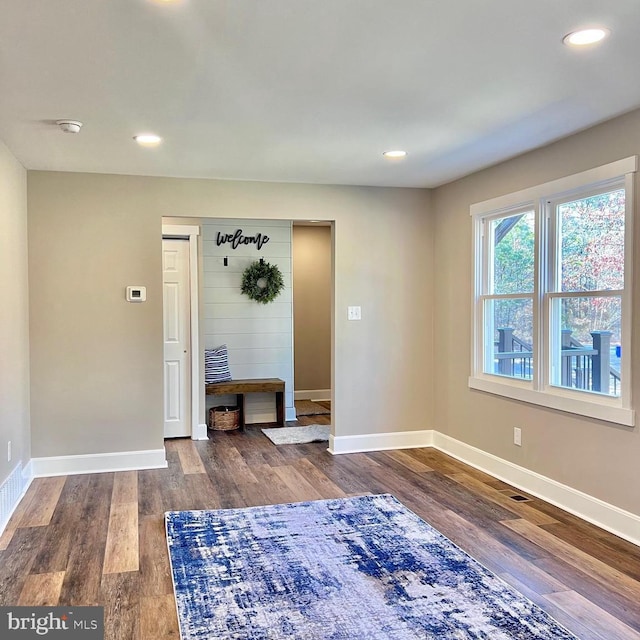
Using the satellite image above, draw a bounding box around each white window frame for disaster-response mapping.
[469,157,637,426]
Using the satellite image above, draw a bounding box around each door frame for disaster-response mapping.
[162,224,206,440]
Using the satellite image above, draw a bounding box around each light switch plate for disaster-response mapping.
[347,306,362,321]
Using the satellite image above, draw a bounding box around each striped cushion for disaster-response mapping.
[204,345,232,384]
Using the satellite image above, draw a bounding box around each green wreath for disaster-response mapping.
[241,259,284,304]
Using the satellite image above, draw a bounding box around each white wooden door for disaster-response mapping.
[163,239,191,438]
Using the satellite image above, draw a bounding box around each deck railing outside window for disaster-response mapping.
[495,328,620,395]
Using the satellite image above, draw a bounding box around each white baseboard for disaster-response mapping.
[16,426,640,546]
[31,448,168,478]
[193,423,208,440]
[327,427,639,546]
[22,459,33,482]
[0,462,33,536]
[432,432,640,547]
[329,430,434,455]
[295,389,331,401]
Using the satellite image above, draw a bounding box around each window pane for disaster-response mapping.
[485,298,533,379]
[551,296,621,396]
[490,211,535,294]
[558,189,624,292]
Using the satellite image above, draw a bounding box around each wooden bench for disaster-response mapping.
[205,378,285,429]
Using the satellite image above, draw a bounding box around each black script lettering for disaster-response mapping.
[231,228,244,249]
[215,232,236,246]
[215,228,271,251]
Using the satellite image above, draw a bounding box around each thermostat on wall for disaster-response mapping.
[126,286,147,302]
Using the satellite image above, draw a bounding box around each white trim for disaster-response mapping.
[468,375,635,426]
[162,224,201,441]
[329,430,434,455]
[328,426,640,546]
[0,462,33,536]
[30,448,167,477]
[470,158,636,425]
[163,224,200,237]
[294,389,331,401]
[432,432,640,547]
[286,407,297,422]
[22,459,33,482]
[193,423,208,440]
[12,428,640,547]
[188,230,201,440]
[621,171,634,408]
[470,156,638,216]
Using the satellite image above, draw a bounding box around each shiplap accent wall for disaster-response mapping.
[202,219,294,424]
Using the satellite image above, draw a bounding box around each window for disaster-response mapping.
[470,157,636,426]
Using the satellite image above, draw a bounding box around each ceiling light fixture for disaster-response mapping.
[383,150,407,159]
[134,133,162,147]
[563,28,610,46]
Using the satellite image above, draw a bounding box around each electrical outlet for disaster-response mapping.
[513,427,522,447]
[347,306,362,321]
[7,440,11,462]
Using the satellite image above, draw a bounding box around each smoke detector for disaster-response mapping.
[56,120,83,133]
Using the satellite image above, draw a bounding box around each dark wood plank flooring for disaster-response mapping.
[1,408,639,640]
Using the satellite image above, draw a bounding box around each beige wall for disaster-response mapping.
[27,173,434,456]
[293,225,332,393]
[17,107,640,518]
[433,107,640,516]
[0,141,30,482]
[27,174,165,456]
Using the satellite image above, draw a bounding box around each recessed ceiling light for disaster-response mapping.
[563,28,610,46]
[134,133,162,147]
[383,150,407,159]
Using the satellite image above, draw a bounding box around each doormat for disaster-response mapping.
[262,424,330,445]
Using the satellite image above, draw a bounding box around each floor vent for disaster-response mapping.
[508,494,532,502]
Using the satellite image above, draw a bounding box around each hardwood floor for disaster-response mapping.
[1,412,639,640]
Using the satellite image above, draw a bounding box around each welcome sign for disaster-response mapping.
[215,229,270,250]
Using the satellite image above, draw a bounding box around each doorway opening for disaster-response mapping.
[292,221,332,419]
[162,218,334,440]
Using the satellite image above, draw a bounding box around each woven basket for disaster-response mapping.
[209,405,240,431]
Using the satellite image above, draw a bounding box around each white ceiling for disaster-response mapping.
[1,0,639,188]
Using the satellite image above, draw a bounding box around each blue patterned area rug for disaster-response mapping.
[165,494,577,640]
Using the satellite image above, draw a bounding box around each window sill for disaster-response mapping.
[468,376,635,426]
